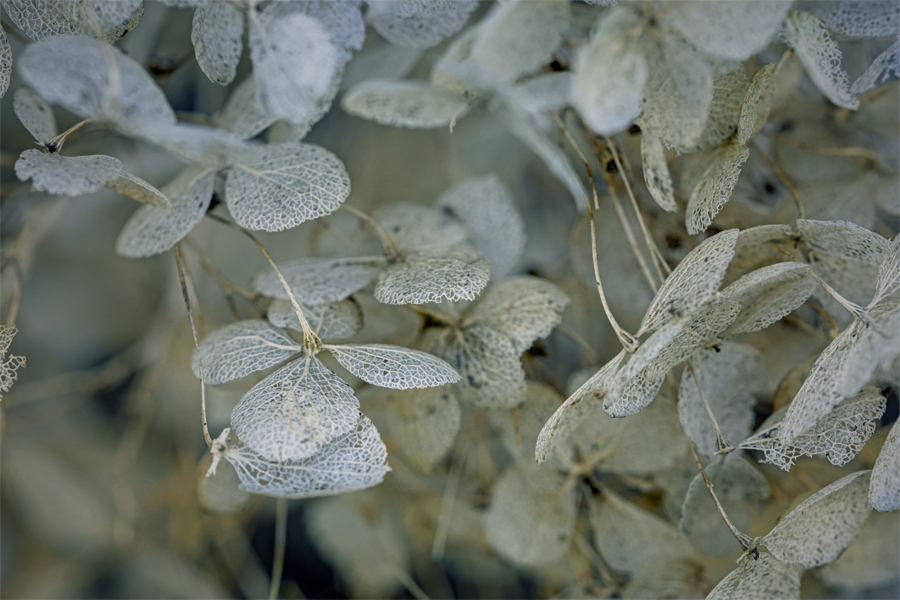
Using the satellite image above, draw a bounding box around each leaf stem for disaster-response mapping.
[749,141,805,220]
[688,443,753,551]
[268,498,288,600]
[341,204,398,258]
[46,118,98,152]
[686,360,731,453]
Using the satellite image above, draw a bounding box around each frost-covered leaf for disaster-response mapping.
[783,11,859,110]
[685,146,750,236]
[870,419,900,511]
[0,26,10,98]
[191,320,302,385]
[19,34,176,131]
[225,414,389,498]
[14,88,57,143]
[373,202,467,250]
[0,326,25,399]
[384,386,460,472]
[231,355,360,462]
[14,150,120,196]
[762,470,872,568]
[641,128,677,212]
[342,79,469,128]
[737,64,775,146]
[436,175,525,278]
[465,276,569,355]
[484,461,576,567]
[267,299,362,340]
[326,343,459,389]
[659,0,792,61]
[591,488,692,575]
[248,8,340,125]
[226,142,351,232]
[815,1,900,38]
[721,262,817,335]
[115,165,215,258]
[104,169,171,208]
[639,229,739,335]
[374,246,490,305]
[706,551,801,600]
[851,39,900,95]
[214,77,277,140]
[367,0,477,48]
[253,257,383,304]
[679,342,764,456]
[192,0,243,86]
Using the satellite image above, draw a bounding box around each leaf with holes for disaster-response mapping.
[706,551,801,600]
[342,80,469,129]
[367,0,477,48]
[870,419,900,512]
[325,343,459,390]
[254,256,384,304]
[191,320,303,385]
[192,0,243,86]
[374,246,490,305]
[267,299,362,341]
[15,150,120,196]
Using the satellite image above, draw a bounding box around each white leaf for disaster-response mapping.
[706,551,801,600]
[870,420,900,512]
[226,142,351,232]
[15,150,120,196]
[374,246,490,305]
[253,257,383,304]
[385,386,461,472]
[0,26,10,98]
[695,66,751,151]
[737,64,775,147]
[851,39,899,95]
[104,169,171,208]
[214,77,277,140]
[231,355,360,462]
[641,127,677,212]
[225,414,389,499]
[465,276,569,355]
[639,229,739,335]
[817,510,900,591]
[784,11,859,110]
[762,470,872,568]
[0,326,25,398]
[326,343,459,389]
[367,0,477,49]
[13,88,57,143]
[728,224,796,279]
[342,79,469,128]
[3,0,142,42]
[135,122,264,170]
[721,262,817,335]
[115,165,215,258]
[2,0,77,40]
[373,202,467,251]
[191,320,302,385]
[815,1,900,38]
[192,0,243,86]
[488,382,563,463]
[262,0,365,66]
[436,174,526,278]
[267,298,362,340]
[871,235,900,307]
[685,145,750,236]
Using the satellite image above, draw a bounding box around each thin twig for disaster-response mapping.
[688,443,754,551]
[46,118,99,152]
[4,260,23,327]
[432,443,467,561]
[269,499,289,600]
[686,360,731,453]
[341,204,398,257]
[750,141,805,220]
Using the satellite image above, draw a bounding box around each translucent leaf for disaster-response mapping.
[104,169,171,208]
[248,9,340,125]
[762,470,872,568]
[214,77,277,140]
[374,246,490,305]
[721,262,817,335]
[115,165,216,258]
[225,142,351,232]
[0,326,25,398]
[267,298,362,340]
[639,229,739,335]
[641,128,677,213]
[621,559,711,600]
[783,11,859,110]
[591,488,692,576]
[14,149,121,197]
[465,276,569,355]
[695,66,750,151]
[679,458,770,556]
[488,382,562,463]
[197,457,252,515]
[817,510,900,591]
[342,79,469,129]
[3,0,141,42]
[739,389,886,470]
[871,235,900,307]
[572,6,647,135]
[659,0,792,61]
[679,342,764,456]
[367,0,477,49]
[426,324,526,409]
[231,355,360,462]
[737,64,775,146]
[14,88,57,144]
[0,26,10,98]
[225,415,390,498]
[134,122,264,170]
[373,202,467,251]
[191,320,302,385]
[685,146,750,236]
[18,34,176,131]
[385,386,460,472]
[436,175,526,278]
[2,0,77,40]
[325,343,459,390]
[706,551,801,600]
[726,224,796,280]
[253,257,383,304]
[262,0,365,66]
[815,1,900,38]
[192,0,243,86]
[483,461,576,567]
[851,39,899,95]
[870,419,900,511]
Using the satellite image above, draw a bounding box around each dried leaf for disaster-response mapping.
[488,382,562,462]
[15,150,120,196]
[267,299,362,340]
[254,257,384,304]
[13,87,57,144]
[817,510,900,591]
[706,551,801,600]
[191,320,302,385]
[192,0,243,85]
[0,326,25,399]
[135,122,264,170]
[374,246,490,305]
[104,169,171,208]
[851,39,899,95]
[721,262,816,335]
[214,77,277,140]
[367,0,477,49]
[685,146,750,236]
[196,457,252,515]
[342,79,469,128]
[3,0,141,42]
[870,419,900,511]
[737,64,775,146]
[0,26,10,98]
[263,0,365,66]
[815,1,900,38]
[373,202,467,251]
[326,343,459,389]
[641,128,677,213]
[385,386,461,472]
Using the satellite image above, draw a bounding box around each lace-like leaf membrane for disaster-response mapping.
[693,66,750,152]
[737,64,775,146]
[342,79,469,128]
[225,142,350,232]
[224,415,389,499]
[254,257,384,305]
[214,77,278,140]
[3,0,142,42]
[267,299,362,340]
[13,88,57,144]
[0,326,25,399]
[367,0,477,48]
[639,229,739,335]
[870,419,900,511]
[641,128,677,212]
[325,343,459,389]
[815,0,900,38]
[851,39,900,95]
[383,386,461,472]
[436,174,526,278]
[15,150,120,196]
[487,382,562,463]
[191,0,243,86]
[0,26,10,98]
[231,355,361,462]
[817,510,900,590]
[374,246,490,305]
[483,461,576,567]
[706,551,801,600]
[679,342,764,457]
[725,224,795,281]
[685,146,750,235]
[762,470,872,568]
[373,203,467,251]
[872,235,900,306]
[103,169,170,208]
[191,320,302,385]
[116,165,215,258]
[738,389,886,470]
[720,262,817,336]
